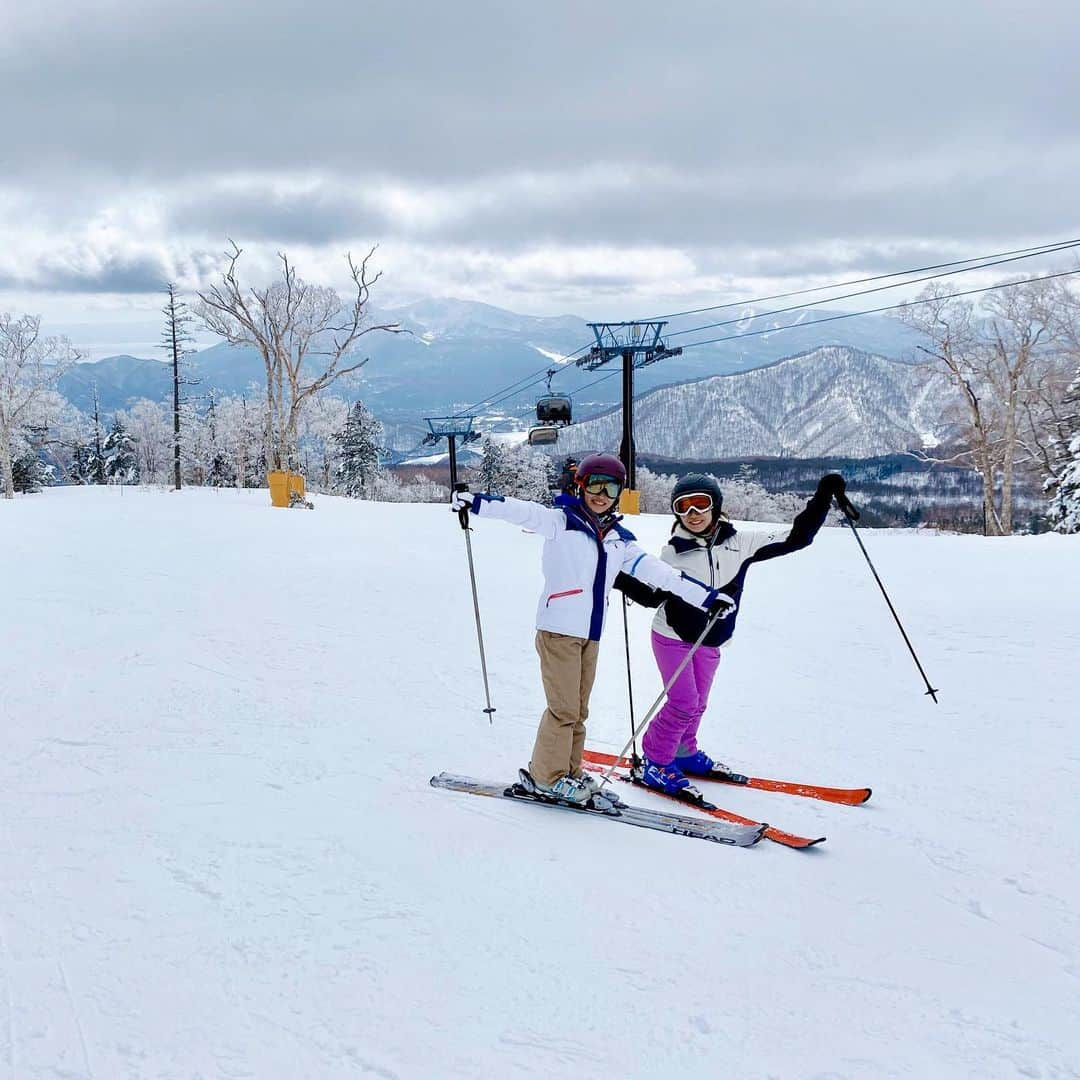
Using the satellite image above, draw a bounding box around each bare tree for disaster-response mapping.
[0,313,79,500]
[897,277,1077,534]
[194,243,403,472]
[159,283,196,490]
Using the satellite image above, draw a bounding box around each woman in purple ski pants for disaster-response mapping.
[629,472,842,796]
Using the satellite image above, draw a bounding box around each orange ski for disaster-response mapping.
[581,763,825,850]
[582,748,871,806]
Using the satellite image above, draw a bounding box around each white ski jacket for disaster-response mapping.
[469,493,727,641]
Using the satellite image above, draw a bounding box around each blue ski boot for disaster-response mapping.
[639,758,691,796]
[674,750,748,785]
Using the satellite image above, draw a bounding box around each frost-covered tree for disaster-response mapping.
[334,400,384,497]
[124,399,172,484]
[1047,366,1080,532]
[203,392,234,487]
[13,449,50,493]
[298,394,350,491]
[214,394,268,488]
[195,243,403,471]
[85,384,108,484]
[159,283,197,490]
[478,437,553,502]
[104,416,139,484]
[0,313,79,498]
[898,276,1080,535]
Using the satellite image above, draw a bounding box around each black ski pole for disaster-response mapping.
[620,596,641,770]
[835,492,940,703]
[601,602,732,785]
[454,483,496,722]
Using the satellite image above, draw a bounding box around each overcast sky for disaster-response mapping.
[1,0,1077,342]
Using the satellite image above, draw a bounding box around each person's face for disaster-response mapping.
[584,488,617,514]
[682,506,714,533]
[581,475,620,514]
[673,492,715,534]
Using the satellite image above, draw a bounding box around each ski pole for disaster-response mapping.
[620,596,640,769]
[454,483,496,722]
[601,603,731,785]
[835,493,939,703]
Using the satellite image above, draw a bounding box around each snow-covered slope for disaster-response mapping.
[560,346,952,459]
[2,487,1078,1078]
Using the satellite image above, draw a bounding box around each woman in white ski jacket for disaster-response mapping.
[451,453,733,805]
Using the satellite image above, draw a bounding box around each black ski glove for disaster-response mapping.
[816,473,846,500]
[705,590,736,620]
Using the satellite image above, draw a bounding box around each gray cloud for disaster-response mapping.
[0,251,173,294]
[2,0,1079,318]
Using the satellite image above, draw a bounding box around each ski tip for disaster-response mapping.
[860,788,873,804]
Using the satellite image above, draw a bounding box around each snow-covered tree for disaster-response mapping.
[13,449,50,493]
[104,416,139,484]
[124,399,172,485]
[195,244,403,471]
[298,394,350,491]
[1047,366,1080,532]
[334,399,384,497]
[159,283,197,490]
[478,437,553,502]
[215,394,268,488]
[0,313,79,498]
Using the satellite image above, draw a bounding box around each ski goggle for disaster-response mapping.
[673,492,714,516]
[581,476,622,499]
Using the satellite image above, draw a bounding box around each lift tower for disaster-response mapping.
[576,321,682,512]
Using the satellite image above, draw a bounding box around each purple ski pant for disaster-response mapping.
[641,630,722,765]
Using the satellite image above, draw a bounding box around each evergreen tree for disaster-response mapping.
[87,384,107,484]
[69,441,95,485]
[204,392,234,487]
[12,450,50,493]
[334,400,384,498]
[1048,366,1080,533]
[104,416,140,484]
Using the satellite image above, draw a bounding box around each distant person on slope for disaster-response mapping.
[557,456,579,495]
[627,472,846,797]
[450,454,735,806]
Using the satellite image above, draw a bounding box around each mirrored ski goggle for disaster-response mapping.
[673,492,714,516]
[581,476,622,499]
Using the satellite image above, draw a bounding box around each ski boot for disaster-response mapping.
[516,769,619,812]
[674,750,749,785]
[574,771,626,809]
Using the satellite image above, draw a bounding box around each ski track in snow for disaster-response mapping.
[1,486,1079,1079]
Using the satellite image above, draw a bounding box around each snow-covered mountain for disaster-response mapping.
[557,346,951,460]
[58,297,926,449]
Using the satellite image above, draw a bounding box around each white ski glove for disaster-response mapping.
[450,490,474,512]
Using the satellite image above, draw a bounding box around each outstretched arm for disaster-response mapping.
[621,542,732,612]
[461,492,566,539]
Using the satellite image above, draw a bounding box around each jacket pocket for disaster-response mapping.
[546,588,584,606]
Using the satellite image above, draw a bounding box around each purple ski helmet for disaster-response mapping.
[576,452,627,490]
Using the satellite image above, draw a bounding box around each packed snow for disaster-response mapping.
[2,486,1078,1079]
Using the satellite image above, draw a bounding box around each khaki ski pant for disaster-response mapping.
[529,630,600,786]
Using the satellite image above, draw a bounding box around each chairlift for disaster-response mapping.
[535,368,572,427]
[527,425,560,447]
[536,395,572,426]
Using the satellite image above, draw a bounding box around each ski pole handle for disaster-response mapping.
[453,481,471,531]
